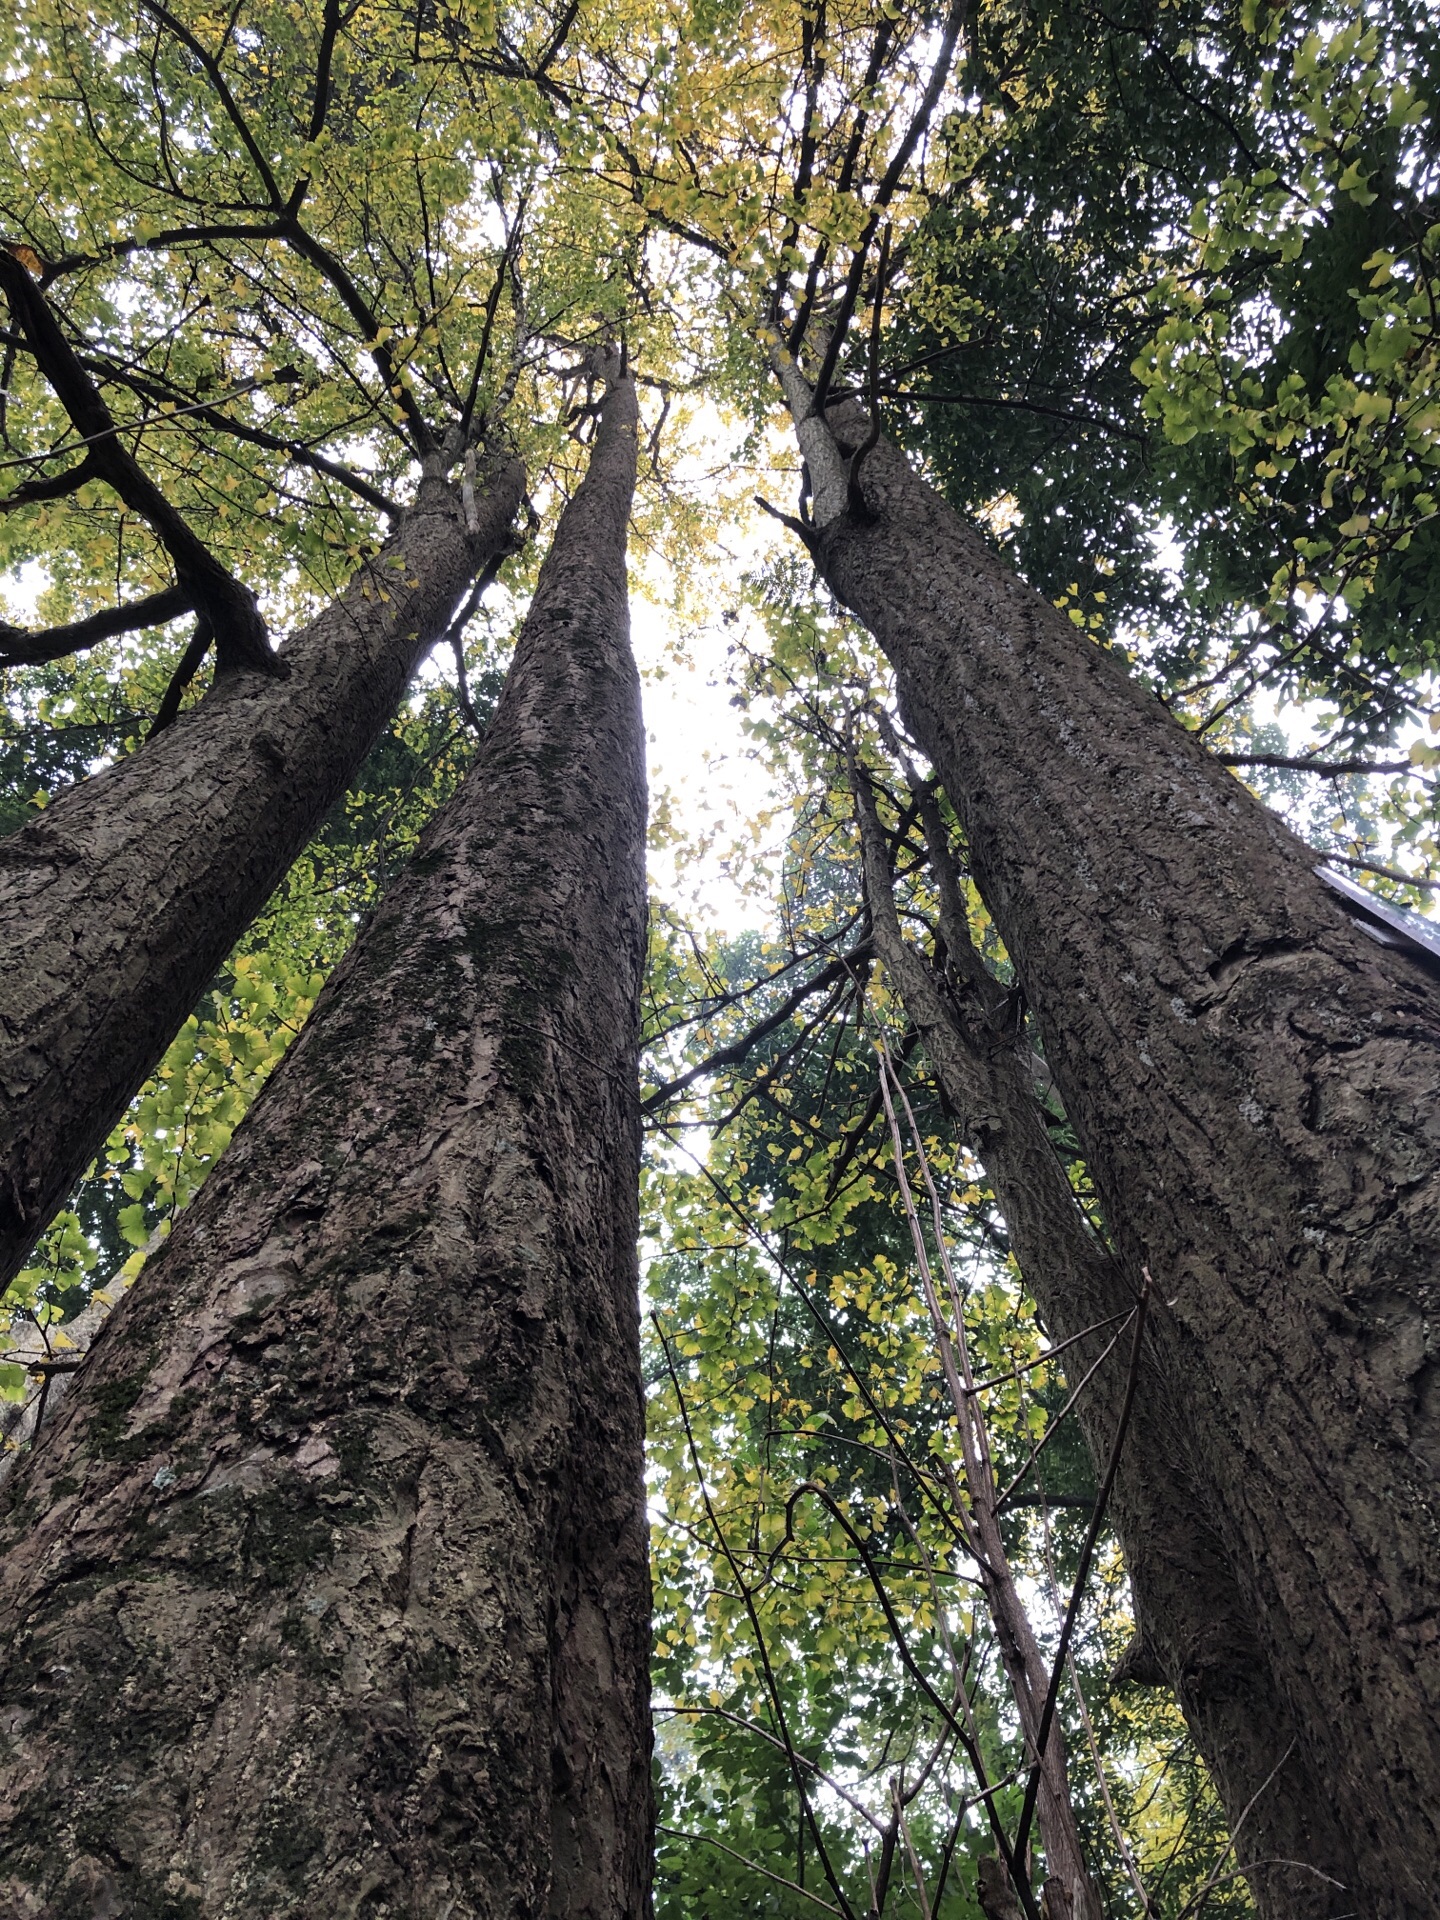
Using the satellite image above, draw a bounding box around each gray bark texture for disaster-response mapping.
[857,774,1354,1915]
[0,456,524,1295]
[0,378,650,1917]
[794,396,1440,1917]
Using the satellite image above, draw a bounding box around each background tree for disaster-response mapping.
[0,365,650,1917]
[641,730,1253,1918]
[4,0,1440,1914]
[595,0,1440,1905]
[0,0,642,1288]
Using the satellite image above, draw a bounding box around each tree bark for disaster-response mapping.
[855,769,1357,1915]
[0,459,523,1295]
[0,379,648,1917]
[784,381,1440,1917]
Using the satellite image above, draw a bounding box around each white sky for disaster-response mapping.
[627,405,799,938]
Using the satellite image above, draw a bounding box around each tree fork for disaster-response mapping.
[0,455,524,1295]
[0,248,272,671]
[781,377,1440,1917]
[0,373,649,1915]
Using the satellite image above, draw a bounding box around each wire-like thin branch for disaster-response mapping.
[657,1704,886,1834]
[778,1479,1040,1920]
[656,1826,842,1915]
[642,943,871,1111]
[993,1320,1131,1514]
[1011,1273,1152,1866]
[862,381,1146,445]
[654,1318,862,1920]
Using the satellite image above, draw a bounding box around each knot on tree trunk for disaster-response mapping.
[1111,1628,1167,1688]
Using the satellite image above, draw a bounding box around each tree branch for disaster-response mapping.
[0,449,102,511]
[148,611,214,736]
[1220,751,1417,777]
[0,583,193,666]
[642,943,871,1111]
[535,0,582,76]
[656,1827,842,1916]
[1324,849,1439,891]
[136,0,288,210]
[654,1321,863,1920]
[807,0,967,413]
[70,356,401,516]
[0,249,273,673]
[277,218,439,458]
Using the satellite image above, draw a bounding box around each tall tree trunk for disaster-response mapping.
[0,457,524,1294]
[0,378,649,1918]
[781,373,1440,1918]
[854,767,1356,1916]
[856,768,1105,1920]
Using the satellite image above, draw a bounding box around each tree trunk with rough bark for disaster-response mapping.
[855,768,1355,1916]
[0,457,524,1294]
[0,379,649,1918]
[781,370,1440,1919]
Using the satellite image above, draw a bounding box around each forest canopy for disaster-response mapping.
[1,0,1437,1914]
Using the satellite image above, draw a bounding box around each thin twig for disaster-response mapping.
[1168,1740,1350,1920]
[656,1826,843,1915]
[656,1705,886,1834]
[1322,849,1439,890]
[642,943,871,1111]
[1011,1274,1153,1866]
[653,1319,861,1919]
[1035,1494,1154,1915]
[970,1309,1132,1392]
[993,1321,1132,1514]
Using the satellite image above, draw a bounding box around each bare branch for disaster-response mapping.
[0,249,272,672]
[1220,751,1417,777]
[865,382,1146,446]
[653,1319,863,1920]
[656,1826,843,1915]
[68,357,401,517]
[0,583,192,667]
[642,942,871,1111]
[1323,849,1439,891]
[1011,1274,1152,1867]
